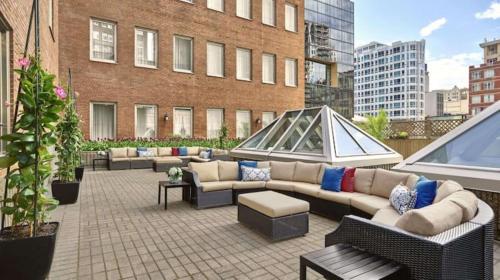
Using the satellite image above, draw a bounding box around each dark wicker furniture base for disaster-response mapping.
[237,203,309,241]
[130,159,153,169]
[108,160,130,170]
[153,161,182,172]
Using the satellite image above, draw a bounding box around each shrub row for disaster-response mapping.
[81,138,243,151]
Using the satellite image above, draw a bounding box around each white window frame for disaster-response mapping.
[262,112,275,127]
[134,27,158,69]
[471,96,481,104]
[134,104,157,138]
[262,0,276,26]
[206,109,224,139]
[236,0,252,19]
[236,110,251,139]
[173,35,193,73]
[90,102,117,140]
[484,69,494,78]
[284,3,297,32]
[285,58,297,87]
[484,94,495,103]
[236,48,252,81]
[173,107,193,138]
[472,83,481,92]
[484,81,494,90]
[206,42,225,77]
[89,18,117,63]
[0,26,10,154]
[207,0,224,12]
[262,53,276,84]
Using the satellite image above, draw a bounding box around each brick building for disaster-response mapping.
[58,0,305,140]
[469,39,500,116]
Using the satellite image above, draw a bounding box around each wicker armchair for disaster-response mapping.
[182,168,233,209]
[324,200,494,280]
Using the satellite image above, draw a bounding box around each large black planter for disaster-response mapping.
[75,165,84,181]
[0,222,59,280]
[51,180,80,205]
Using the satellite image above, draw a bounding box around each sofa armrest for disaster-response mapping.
[182,168,202,189]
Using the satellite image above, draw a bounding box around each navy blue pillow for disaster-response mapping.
[414,176,437,209]
[238,161,257,180]
[206,148,213,159]
[321,167,345,192]
[179,147,188,156]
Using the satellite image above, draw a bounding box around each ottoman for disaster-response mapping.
[238,191,309,241]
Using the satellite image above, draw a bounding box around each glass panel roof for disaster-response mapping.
[331,113,364,156]
[294,118,323,154]
[276,108,320,151]
[336,116,391,155]
[241,119,277,149]
[258,111,300,150]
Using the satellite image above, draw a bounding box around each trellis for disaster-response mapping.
[384,119,466,139]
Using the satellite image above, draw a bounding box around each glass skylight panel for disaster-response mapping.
[331,113,364,157]
[336,116,390,155]
[294,119,323,154]
[277,109,320,151]
[241,119,277,149]
[259,111,300,150]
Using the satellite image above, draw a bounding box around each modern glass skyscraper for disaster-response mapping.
[304,0,354,119]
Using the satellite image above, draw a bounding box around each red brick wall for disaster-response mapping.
[58,0,305,139]
[468,62,500,115]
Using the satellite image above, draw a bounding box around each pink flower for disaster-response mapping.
[55,86,67,99]
[18,57,30,67]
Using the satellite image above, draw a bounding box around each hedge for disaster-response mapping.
[81,138,243,151]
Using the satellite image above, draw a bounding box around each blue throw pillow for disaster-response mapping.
[321,167,345,192]
[238,161,257,180]
[179,147,188,156]
[414,176,437,209]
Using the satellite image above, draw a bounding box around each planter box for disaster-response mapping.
[51,180,80,205]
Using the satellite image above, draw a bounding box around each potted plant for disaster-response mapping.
[52,89,83,204]
[0,56,64,279]
[167,167,183,183]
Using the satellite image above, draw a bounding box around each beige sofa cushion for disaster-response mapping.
[110,148,128,159]
[158,147,172,157]
[406,174,420,190]
[434,180,464,203]
[266,180,295,192]
[351,195,391,215]
[201,181,233,192]
[257,161,271,168]
[371,169,410,198]
[187,147,200,155]
[147,148,158,157]
[371,207,401,226]
[218,161,239,181]
[395,200,463,236]
[189,161,219,182]
[154,157,182,164]
[316,163,331,184]
[238,191,310,218]
[233,181,266,190]
[293,162,321,184]
[293,182,321,197]
[190,156,211,163]
[354,168,375,194]
[317,190,368,205]
[443,190,478,222]
[111,158,129,162]
[271,161,296,181]
[127,148,138,157]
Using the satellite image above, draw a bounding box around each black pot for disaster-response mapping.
[51,180,80,205]
[0,222,59,280]
[75,165,84,181]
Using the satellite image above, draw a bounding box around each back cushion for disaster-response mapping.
[147,148,158,157]
[218,161,239,181]
[270,161,296,181]
[354,168,375,194]
[433,180,464,203]
[371,169,410,198]
[406,174,420,190]
[188,161,219,182]
[158,147,172,157]
[316,163,331,184]
[293,162,321,184]
[127,148,138,158]
[443,190,478,222]
[187,147,200,155]
[110,148,128,159]
[257,161,271,168]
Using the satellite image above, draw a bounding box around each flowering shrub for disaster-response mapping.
[81,137,243,151]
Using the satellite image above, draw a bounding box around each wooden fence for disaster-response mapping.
[384,118,465,139]
[384,139,434,159]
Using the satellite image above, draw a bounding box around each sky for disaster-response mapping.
[354,0,500,90]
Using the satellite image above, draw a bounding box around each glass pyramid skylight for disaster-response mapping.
[231,106,403,167]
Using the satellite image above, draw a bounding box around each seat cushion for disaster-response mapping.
[238,191,309,218]
[266,180,295,192]
[371,207,401,227]
[233,181,266,190]
[201,181,233,192]
[188,161,219,182]
[110,148,128,159]
[317,190,367,205]
[127,147,138,158]
[190,156,211,163]
[158,147,172,157]
[354,168,375,194]
[293,182,321,197]
[154,157,182,163]
[218,161,239,181]
[395,200,463,236]
[129,157,153,161]
[443,190,478,222]
[111,158,129,162]
[270,161,296,181]
[434,180,464,203]
[293,162,321,184]
[351,195,391,215]
[371,169,410,198]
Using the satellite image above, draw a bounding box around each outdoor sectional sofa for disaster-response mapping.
[182,160,494,279]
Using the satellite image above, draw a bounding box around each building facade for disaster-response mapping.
[354,40,427,121]
[469,39,500,116]
[304,0,354,118]
[58,0,305,140]
[426,86,468,117]
[425,90,443,117]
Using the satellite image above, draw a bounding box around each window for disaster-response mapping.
[262,53,275,84]
[484,94,495,103]
[284,3,297,32]
[484,69,494,78]
[262,0,275,26]
[471,96,481,104]
[0,25,9,153]
[262,112,275,127]
[285,58,297,86]
[173,35,193,73]
[207,42,224,77]
[173,107,193,138]
[207,109,224,139]
[236,110,251,138]
[207,0,224,12]
[91,103,116,140]
[135,105,157,138]
[135,28,157,68]
[236,48,251,81]
[236,0,252,19]
[484,81,494,90]
[472,83,481,92]
[90,19,116,63]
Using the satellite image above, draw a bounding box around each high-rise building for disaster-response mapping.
[354,40,427,121]
[469,38,500,116]
[304,0,354,118]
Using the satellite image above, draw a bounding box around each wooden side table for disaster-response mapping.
[158,181,191,210]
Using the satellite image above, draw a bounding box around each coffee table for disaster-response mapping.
[158,181,191,210]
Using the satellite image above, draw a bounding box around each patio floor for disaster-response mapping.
[47,169,500,280]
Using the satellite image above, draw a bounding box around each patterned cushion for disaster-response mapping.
[389,184,417,215]
[199,151,210,159]
[138,150,155,157]
[241,166,271,182]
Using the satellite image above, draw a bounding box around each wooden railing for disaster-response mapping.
[384,118,466,139]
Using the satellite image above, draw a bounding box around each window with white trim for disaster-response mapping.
[484,94,495,103]
[207,0,224,12]
[472,83,481,92]
[484,69,494,78]
[90,19,116,63]
[285,58,297,86]
[236,48,251,81]
[173,107,193,138]
[91,103,116,140]
[207,42,224,77]
[262,0,275,26]
[236,110,251,138]
[135,105,157,138]
[173,35,193,73]
[262,112,275,127]
[135,28,157,68]
[484,81,494,90]
[236,0,252,19]
[262,53,275,84]
[471,96,481,104]
[285,3,297,32]
[207,109,224,139]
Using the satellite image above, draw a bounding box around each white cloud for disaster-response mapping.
[475,2,500,19]
[420,18,447,37]
[427,52,483,90]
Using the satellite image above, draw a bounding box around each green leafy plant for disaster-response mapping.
[0,57,64,236]
[218,123,229,149]
[357,109,389,141]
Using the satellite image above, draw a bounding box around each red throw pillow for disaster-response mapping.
[172,147,180,156]
[341,167,356,192]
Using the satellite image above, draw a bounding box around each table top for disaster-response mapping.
[159,181,190,188]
